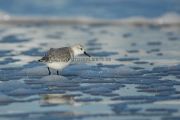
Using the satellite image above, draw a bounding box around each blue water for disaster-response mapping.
[0,0,180,19]
[0,1,180,120]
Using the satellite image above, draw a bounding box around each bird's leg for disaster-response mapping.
[48,67,51,75]
[57,70,59,75]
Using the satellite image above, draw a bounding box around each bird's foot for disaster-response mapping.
[57,70,59,75]
[48,67,51,75]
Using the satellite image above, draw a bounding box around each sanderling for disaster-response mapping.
[38,44,90,75]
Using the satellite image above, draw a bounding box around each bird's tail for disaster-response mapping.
[38,59,43,62]
[38,57,48,62]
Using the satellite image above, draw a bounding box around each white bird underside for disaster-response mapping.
[47,61,71,70]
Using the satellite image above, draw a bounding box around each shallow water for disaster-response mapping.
[0,23,180,120]
[0,0,180,19]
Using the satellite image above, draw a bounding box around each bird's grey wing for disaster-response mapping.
[47,47,73,62]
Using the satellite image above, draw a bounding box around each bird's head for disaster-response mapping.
[71,44,90,57]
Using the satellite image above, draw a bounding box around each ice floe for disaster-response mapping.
[80,66,140,78]
[62,64,98,76]
[0,80,29,94]
[0,92,15,104]
[7,88,39,96]
[20,66,49,76]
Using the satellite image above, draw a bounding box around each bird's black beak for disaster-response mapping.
[84,51,91,57]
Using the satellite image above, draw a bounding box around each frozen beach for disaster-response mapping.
[0,0,180,120]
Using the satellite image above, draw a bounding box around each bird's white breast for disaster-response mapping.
[47,62,70,70]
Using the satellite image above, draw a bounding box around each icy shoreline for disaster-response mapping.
[0,12,180,26]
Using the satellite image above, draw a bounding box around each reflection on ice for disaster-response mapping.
[40,94,75,106]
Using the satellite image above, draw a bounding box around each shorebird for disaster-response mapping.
[38,44,90,75]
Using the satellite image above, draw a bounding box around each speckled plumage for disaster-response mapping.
[38,44,90,75]
[39,47,74,63]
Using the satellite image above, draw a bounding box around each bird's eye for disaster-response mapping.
[80,48,83,50]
